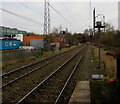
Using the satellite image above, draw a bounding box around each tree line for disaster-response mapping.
[86,23,120,57]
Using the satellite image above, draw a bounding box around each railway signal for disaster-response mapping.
[93,8,105,69]
[92,9,105,80]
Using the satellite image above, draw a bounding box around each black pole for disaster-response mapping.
[93,8,95,35]
[98,28,101,69]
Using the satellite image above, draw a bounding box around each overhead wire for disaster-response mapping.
[48,3,72,25]
[59,0,81,31]
[47,2,79,31]
[89,0,92,28]
[16,0,43,18]
[2,1,83,33]
[4,1,80,32]
[16,0,56,24]
[0,8,44,27]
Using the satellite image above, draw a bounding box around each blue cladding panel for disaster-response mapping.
[0,40,20,50]
[0,40,2,50]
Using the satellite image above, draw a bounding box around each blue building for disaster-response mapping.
[0,38,20,50]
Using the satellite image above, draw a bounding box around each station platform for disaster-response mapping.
[69,81,91,104]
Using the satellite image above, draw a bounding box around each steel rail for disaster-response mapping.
[1,61,52,89]
[1,50,66,77]
[16,47,84,104]
[54,48,85,104]
[1,46,78,77]
[1,47,80,88]
[1,46,81,89]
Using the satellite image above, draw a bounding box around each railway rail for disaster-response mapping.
[1,46,79,88]
[16,46,86,104]
[2,45,85,103]
[55,51,85,104]
[1,46,77,76]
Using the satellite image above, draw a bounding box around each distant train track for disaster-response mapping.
[16,46,86,104]
[1,46,79,88]
[1,46,77,76]
[2,45,85,103]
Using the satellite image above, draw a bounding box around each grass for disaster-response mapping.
[100,48,116,78]
[91,46,98,68]
[91,46,106,75]
[91,46,120,104]
[91,46,116,78]
[90,80,120,104]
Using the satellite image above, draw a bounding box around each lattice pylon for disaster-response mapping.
[44,0,50,35]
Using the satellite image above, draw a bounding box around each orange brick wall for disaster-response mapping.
[23,36,44,45]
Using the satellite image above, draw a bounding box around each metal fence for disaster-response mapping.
[1,49,42,63]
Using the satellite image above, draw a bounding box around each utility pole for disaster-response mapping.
[93,8,95,35]
[97,22,101,69]
[95,21,105,69]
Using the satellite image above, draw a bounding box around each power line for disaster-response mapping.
[16,0,43,18]
[59,1,80,30]
[89,0,92,28]
[16,0,56,24]
[0,8,44,27]
[48,3,73,26]
[48,2,80,32]
[16,1,78,32]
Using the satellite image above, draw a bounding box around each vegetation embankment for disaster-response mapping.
[92,46,116,79]
[90,23,120,79]
[90,23,120,104]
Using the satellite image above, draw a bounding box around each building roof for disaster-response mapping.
[0,26,27,32]
[0,37,19,40]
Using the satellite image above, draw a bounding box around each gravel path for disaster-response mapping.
[77,44,93,80]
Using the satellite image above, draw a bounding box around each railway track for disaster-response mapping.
[2,45,85,103]
[2,46,81,76]
[1,46,79,88]
[56,46,88,103]
[16,46,86,104]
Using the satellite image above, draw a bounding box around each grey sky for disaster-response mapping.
[0,0,119,34]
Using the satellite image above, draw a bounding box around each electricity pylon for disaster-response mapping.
[44,0,51,51]
[44,0,50,35]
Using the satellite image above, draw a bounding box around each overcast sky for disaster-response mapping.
[0,0,119,34]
